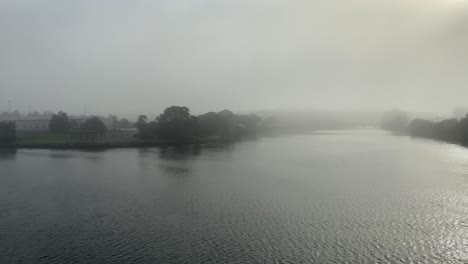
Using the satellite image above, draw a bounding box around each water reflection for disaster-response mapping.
[158,145,201,160]
[2,131,468,263]
[161,166,193,177]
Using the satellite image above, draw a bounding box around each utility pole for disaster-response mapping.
[8,100,11,121]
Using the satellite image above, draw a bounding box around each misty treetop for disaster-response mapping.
[407,118,463,143]
[383,110,468,147]
[81,117,108,136]
[380,110,409,133]
[119,118,130,129]
[136,106,261,141]
[48,111,133,134]
[49,111,70,133]
[156,106,198,140]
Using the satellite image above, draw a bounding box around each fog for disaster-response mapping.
[1,0,468,118]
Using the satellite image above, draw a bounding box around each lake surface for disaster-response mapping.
[1,130,468,263]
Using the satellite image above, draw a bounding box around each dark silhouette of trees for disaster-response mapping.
[135,115,156,139]
[135,106,262,141]
[435,118,459,142]
[156,106,198,140]
[136,115,148,130]
[459,114,468,145]
[408,115,465,144]
[81,117,108,136]
[109,115,119,130]
[0,122,16,144]
[408,119,435,138]
[49,111,70,133]
[197,111,261,139]
[217,110,235,138]
[119,118,130,129]
[198,112,225,137]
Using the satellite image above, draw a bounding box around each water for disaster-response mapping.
[1,130,468,263]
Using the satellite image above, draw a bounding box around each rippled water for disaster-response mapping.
[1,130,468,263]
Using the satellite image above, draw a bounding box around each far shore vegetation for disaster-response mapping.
[381,109,468,146]
[5,106,468,150]
[0,106,261,149]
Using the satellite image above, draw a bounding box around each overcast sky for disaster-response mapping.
[1,0,468,118]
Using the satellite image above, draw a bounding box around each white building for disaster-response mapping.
[15,119,50,131]
[2,118,85,132]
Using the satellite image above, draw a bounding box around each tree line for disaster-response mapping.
[136,106,261,141]
[0,106,262,144]
[381,110,468,145]
[49,112,108,136]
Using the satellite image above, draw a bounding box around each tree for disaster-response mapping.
[408,119,435,138]
[198,112,223,136]
[435,118,459,142]
[119,118,130,129]
[217,110,235,137]
[49,111,70,133]
[108,115,119,130]
[157,106,191,123]
[136,115,148,137]
[135,115,156,139]
[156,106,198,140]
[136,115,148,129]
[81,117,108,136]
[0,121,16,144]
[459,114,468,145]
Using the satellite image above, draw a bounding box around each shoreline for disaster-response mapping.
[0,137,226,150]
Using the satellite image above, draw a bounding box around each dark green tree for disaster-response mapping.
[135,115,157,139]
[156,106,198,140]
[49,111,70,133]
[81,117,108,136]
[0,121,16,144]
[109,115,119,130]
[408,119,435,138]
[198,112,223,136]
[119,118,130,129]
[459,114,468,145]
[136,115,148,130]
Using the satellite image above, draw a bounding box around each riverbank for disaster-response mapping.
[0,136,225,150]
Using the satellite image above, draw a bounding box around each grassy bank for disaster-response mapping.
[1,132,221,149]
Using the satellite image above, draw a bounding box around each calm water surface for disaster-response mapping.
[1,130,468,263]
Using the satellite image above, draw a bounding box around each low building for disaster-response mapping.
[69,118,85,130]
[0,118,85,132]
[15,119,50,132]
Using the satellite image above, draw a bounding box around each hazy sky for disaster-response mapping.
[1,0,468,117]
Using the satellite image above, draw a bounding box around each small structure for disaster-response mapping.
[12,118,84,132]
[15,119,50,132]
